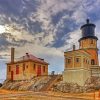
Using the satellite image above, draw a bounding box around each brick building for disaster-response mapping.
[63,19,100,86]
[7,48,49,81]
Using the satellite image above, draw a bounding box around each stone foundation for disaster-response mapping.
[63,68,91,86]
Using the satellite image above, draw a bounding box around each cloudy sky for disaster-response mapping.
[0,0,100,81]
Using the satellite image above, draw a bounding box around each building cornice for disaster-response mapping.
[78,36,98,42]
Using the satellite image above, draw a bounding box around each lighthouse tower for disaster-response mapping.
[63,19,100,86]
[79,19,99,66]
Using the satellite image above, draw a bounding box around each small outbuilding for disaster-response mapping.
[6,48,49,81]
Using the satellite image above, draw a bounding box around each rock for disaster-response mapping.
[2,76,100,93]
[53,82,83,93]
[0,83,2,87]
[1,76,51,91]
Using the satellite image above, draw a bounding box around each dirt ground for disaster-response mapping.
[0,89,100,100]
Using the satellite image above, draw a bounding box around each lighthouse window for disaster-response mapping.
[76,58,80,63]
[91,39,93,44]
[86,59,87,63]
[68,59,71,64]
[91,59,95,65]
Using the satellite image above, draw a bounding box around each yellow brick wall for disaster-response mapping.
[7,61,48,81]
[74,56,81,68]
[65,57,73,68]
[79,38,99,65]
[79,38,97,49]
[83,57,90,68]
[7,62,31,80]
[30,62,48,76]
[85,49,99,65]
[64,52,90,69]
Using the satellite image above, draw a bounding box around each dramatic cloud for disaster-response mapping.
[0,0,100,82]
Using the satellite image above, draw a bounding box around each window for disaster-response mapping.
[16,65,19,74]
[91,39,93,44]
[43,66,45,72]
[68,59,71,64]
[86,59,87,63]
[8,66,11,72]
[23,64,25,71]
[76,58,80,63]
[33,64,36,70]
[91,59,95,65]
[84,58,85,62]
[26,65,28,68]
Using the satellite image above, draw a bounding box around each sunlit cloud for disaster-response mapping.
[0,0,100,81]
[0,25,6,34]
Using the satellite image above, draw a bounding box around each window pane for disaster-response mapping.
[91,39,93,44]
[76,58,79,62]
[68,59,71,63]
[33,64,36,70]
[43,66,45,72]
[91,59,95,65]
[23,64,25,71]
[16,65,19,74]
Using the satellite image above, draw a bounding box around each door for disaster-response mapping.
[37,65,41,76]
[11,71,14,81]
[91,59,95,65]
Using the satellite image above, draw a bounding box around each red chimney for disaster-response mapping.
[11,47,15,63]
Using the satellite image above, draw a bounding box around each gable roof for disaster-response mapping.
[7,53,49,65]
[21,53,49,64]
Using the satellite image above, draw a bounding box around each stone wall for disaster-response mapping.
[63,68,91,86]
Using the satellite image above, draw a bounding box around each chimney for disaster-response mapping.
[11,47,15,63]
[26,53,29,55]
[26,53,30,58]
[73,45,75,51]
[38,58,44,61]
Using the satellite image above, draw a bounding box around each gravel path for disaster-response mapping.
[0,92,90,100]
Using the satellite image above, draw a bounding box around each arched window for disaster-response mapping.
[91,59,95,65]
